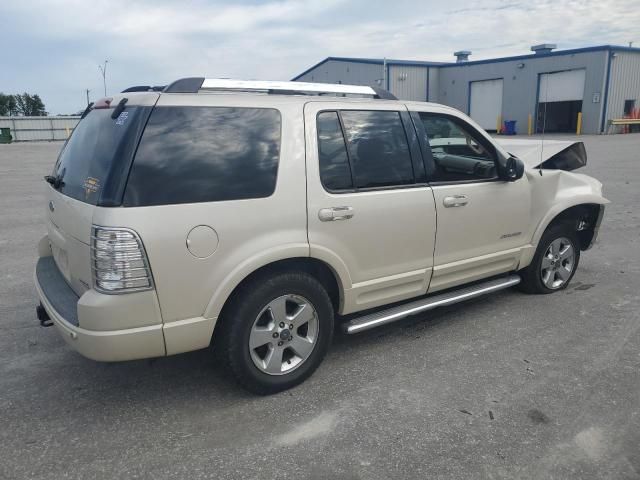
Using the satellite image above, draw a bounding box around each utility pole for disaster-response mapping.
[85,89,91,106]
[98,60,108,96]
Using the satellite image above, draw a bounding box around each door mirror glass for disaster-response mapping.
[503,156,525,181]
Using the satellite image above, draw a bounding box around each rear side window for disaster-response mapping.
[317,112,353,191]
[341,111,414,189]
[316,110,415,192]
[124,107,281,206]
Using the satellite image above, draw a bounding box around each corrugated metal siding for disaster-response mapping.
[438,51,608,134]
[294,60,384,88]
[292,50,633,133]
[0,116,79,141]
[389,65,428,101]
[606,51,640,121]
[428,67,439,102]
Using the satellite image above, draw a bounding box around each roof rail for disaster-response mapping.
[163,77,397,99]
[121,85,166,93]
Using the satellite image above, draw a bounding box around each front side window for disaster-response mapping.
[419,113,498,182]
[124,107,281,206]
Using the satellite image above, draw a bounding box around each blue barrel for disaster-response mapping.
[503,120,517,135]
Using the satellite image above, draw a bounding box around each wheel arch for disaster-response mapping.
[532,201,605,251]
[206,256,346,334]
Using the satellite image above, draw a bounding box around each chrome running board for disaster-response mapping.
[343,274,521,334]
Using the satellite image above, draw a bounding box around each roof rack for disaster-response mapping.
[163,77,397,100]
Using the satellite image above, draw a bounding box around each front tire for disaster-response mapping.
[519,223,580,294]
[219,271,334,395]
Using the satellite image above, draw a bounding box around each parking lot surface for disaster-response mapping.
[1,136,639,479]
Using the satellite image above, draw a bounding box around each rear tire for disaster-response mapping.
[218,271,334,395]
[519,223,580,294]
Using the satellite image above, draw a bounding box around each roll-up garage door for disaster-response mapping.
[469,79,503,131]
[537,69,585,133]
[539,69,586,102]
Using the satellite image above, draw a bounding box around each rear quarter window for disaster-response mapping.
[123,106,281,206]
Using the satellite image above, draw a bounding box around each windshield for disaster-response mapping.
[52,106,149,206]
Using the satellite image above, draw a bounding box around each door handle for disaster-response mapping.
[443,195,469,208]
[318,206,354,222]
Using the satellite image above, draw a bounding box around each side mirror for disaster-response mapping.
[503,156,525,181]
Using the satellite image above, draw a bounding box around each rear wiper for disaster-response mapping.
[44,175,64,189]
[111,98,128,119]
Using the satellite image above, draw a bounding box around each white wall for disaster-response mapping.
[0,116,80,142]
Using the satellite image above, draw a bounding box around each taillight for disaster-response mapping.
[91,226,154,293]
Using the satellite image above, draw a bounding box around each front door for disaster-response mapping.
[410,108,531,292]
[304,102,437,314]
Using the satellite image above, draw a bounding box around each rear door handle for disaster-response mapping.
[443,195,468,208]
[318,206,354,222]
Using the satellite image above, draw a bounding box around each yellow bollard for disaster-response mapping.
[528,114,533,135]
[496,115,502,134]
[576,112,583,135]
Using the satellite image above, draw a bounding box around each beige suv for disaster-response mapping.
[35,78,607,394]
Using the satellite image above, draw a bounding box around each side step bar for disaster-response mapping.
[344,274,521,334]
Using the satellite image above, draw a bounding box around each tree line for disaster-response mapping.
[0,93,47,116]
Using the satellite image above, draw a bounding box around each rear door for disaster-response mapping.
[44,94,157,295]
[304,101,437,315]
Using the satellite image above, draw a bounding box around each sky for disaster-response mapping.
[1,0,639,114]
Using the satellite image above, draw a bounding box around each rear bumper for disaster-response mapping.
[35,256,166,361]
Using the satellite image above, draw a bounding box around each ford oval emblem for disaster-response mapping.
[48,201,55,213]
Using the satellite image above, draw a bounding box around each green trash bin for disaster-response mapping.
[0,127,12,144]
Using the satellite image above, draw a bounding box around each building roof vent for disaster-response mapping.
[454,50,472,63]
[531,44,557,55]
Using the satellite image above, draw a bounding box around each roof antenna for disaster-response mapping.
[539,75,549,176]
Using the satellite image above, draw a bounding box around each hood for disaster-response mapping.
[496,139,587,171]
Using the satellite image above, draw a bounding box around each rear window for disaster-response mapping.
[52,107,148,205]
[123,106,281,206]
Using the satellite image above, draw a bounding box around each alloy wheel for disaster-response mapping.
[249,294,319,375]
[540,237,575,289]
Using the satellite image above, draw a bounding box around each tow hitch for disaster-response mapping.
[36,304,53,327]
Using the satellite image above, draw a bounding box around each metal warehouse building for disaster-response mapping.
[293,44,640,135]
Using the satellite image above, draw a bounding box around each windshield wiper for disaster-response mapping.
[44,175,64,189]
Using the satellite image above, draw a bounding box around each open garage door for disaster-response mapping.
[537,69,585,133]
[469,79,503,132]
